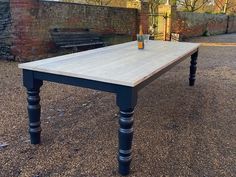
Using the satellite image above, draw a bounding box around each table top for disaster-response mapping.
[19,41,200,87]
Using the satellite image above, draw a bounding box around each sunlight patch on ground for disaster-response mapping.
[200,43,236,47]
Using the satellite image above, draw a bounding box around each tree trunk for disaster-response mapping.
[223,0,229,13]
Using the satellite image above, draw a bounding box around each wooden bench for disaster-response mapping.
[51,28,105,51]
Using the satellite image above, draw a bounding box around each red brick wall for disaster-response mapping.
[10,0,43,61]
[10,1,138,61]
[139,1,149,34]
[172,12,236,39]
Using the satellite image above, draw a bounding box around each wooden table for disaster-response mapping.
[19,40,200,176]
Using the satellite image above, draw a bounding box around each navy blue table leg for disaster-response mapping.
[23,70,43,144]
[116,88,137,176]
[189,50,198,86]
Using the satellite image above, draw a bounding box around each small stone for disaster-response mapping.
[59,112,64,117]
[57,108,64,112]
[24,140,30,143]
[0,142,9,149]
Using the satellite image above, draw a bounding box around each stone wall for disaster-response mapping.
[172,12,236,39]
[228,15,236,33]
[10,1,138,61]
[0,2,12,59]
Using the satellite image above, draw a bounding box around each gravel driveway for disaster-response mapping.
[0,34,236,177]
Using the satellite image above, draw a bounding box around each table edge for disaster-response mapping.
[18,44,200,88]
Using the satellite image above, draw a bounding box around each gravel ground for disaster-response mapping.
[0,34,236,177]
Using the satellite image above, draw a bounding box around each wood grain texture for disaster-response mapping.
[19,41,200,87]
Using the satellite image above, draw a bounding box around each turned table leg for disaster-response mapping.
[118,108,134,175]
[27,88,42,144]
[116,88,137,176]
[23,70,43,144]
[189,50,198,86]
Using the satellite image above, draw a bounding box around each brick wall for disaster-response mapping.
[4,1,236,61]
[139,1,149,34]
[10,0,42,61]
[0,2,12,59]
[10,1,138,61]
[172,12,236,39]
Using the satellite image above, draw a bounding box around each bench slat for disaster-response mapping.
[61,42,105,48]
[52,38,101,43]
[51,29,105,49]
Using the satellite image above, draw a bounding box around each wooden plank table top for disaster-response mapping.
[19,40,200,87]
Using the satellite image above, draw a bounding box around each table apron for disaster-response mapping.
[136,48,198,90]
[30,70,134,94]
